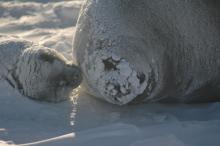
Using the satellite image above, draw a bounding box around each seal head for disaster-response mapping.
[15,46,82,102]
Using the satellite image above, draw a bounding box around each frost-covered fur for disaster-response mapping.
[0,37,82,102]
[73,0,220,105]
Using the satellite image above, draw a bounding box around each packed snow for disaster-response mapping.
[0,0,220,146]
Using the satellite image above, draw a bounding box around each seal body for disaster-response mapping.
[73,0,220,105]
[0,36,82,102]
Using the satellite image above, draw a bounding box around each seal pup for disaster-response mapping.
[73,0,220,105]
[0,36,82,102]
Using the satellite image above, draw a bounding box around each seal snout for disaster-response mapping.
[66,63,83,88]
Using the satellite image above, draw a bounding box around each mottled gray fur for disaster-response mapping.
[73,0,220,105]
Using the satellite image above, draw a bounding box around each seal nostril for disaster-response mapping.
[137,72,146,84]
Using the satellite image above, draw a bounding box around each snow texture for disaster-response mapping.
[0,0,220,146]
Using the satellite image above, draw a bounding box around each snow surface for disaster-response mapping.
[0,0,220,146]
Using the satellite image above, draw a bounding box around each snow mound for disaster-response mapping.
[0,1,83,60]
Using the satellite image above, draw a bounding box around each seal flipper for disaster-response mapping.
[4,68,24,95]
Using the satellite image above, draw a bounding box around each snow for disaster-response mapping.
[0,0,220,146]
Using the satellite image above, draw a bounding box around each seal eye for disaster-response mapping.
[39,53,56,63]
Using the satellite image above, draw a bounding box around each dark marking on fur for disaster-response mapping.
[137,72,146,84]
[4,68,23,91]
[131,69,156,104]
[102,57,120,71]
[12,70,23,90]
[5,77,15,88]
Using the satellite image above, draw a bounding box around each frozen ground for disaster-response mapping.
[0,1,220,146]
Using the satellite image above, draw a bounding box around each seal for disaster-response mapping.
[73,0,220,105]
[0,36,82,102]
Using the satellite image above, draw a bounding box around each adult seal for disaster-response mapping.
[0,36,82,102]
[73,0,220,105]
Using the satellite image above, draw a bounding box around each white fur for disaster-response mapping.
[0,37,82,102]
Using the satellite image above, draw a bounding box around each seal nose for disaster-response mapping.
[66,63,82,88]
[73,68,83,85]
